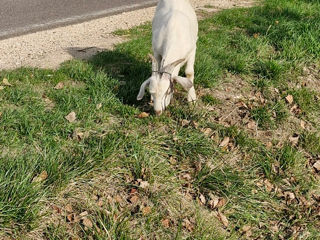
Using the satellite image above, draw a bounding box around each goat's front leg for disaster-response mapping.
[185,49,197,102]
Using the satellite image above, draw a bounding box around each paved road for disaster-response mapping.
[0,0,157,40]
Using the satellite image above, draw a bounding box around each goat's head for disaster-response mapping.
[137,54,193,115]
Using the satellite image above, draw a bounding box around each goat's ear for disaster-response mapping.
[173,76,193,91]
[148,54,158,73]
[137,78,151,100]
[162,59,185,73]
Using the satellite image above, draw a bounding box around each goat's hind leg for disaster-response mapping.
[185,49,197,102]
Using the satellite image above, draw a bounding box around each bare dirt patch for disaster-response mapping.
[0,0,255,70]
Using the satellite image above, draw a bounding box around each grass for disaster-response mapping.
[1,0,320,239]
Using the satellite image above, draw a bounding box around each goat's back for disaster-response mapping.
[152,0,198,65]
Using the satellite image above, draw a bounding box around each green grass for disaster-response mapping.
[1,0,320,239]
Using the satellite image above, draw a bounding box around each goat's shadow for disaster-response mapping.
[67,47,152,110]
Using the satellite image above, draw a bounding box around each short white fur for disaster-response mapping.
[137,0,198,115]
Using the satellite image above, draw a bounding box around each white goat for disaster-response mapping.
[137,0,198,115]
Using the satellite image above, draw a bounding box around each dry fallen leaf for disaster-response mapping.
[300,120,306,129]
[129,195,139,204]
[253,33,259,39]
[33,170,48,183]
[313,161,320,171]
[181,119,190,127]
[97,199,104,207]
[199,194,206,205]
[182,173,192,181]
[54,82,64,89]
[65,111,76,123]
[247,121,257,130]
[183,218,194,232]
[0,86,5,90]
[285,95,294,104]
[208,194,219,209]
[264,179,274,192]
[201,128,213,136]
[242,225,251,233]
[142,206,152,215]
[217,198,227,208]
[65,204,73,213]
[289,134,299,146]
[66,213,74,222]
[3,78,12,86]
[219,137,230,147]
[52,205,62,214]
[79,211,88,217]
[138,112,149,118]
[162,218,170,228]
[284,191,295,200]
[139,181,149,189]
[72,128,84,140]
[266,142,273,148]
[82,217,93,228]
[115,195,123,203]
[217,211,229,227]
[96,103,102,110]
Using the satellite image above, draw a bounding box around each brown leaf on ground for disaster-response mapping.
[82,217,93,228]
[142,206,151,215]
[300,120,306,129]
[217,211,229,227]
[289,134,299,146]
[66,213,74,222]
[65,204,73,213]
[52,205,62,214]
[3,78,12,86]
[65,111,76,123]
[96,103,102,110]
[0,86,5,90]
[208,195,219,209]
[199,194,206,205]
[115,195,123,203]
[32,170,48,183]
[219,137,230,147]
[139,181,149,189]
[201,128,213,137]
[183,218,194,232]
[130,188,137,195]
[191,121,199,129]
[264,179,274,192]
[97,199,104,207]
[162,218,170,228]
[284,192,295,200]
[266,142,273,148]
[54,82,64,89]
[43,97,55,110]
[138,112,149,118]
[313,161,320,171]
[285,95,294,104]
[182,173,192,181]
[247,120,257,130]
[216,198,227,208]
[181,119,190,127]
[79,211,88,217]
[129,195,139,204]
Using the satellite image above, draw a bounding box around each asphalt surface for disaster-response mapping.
[0,0,157,40]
